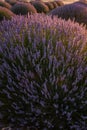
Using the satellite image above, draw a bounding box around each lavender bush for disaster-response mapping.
[18,0,30,2]
[0,1,11,9]
[79,0,87,4]
[49,2,87,27]
[0,14,87,129]
[5,0,17,6]
[31,1,49,13]
[51,1,58,8]
[0,6,15,21]
[44,2,54,11]
[73,1,87,7]
[55,0,64,6]
[11,2,37,15]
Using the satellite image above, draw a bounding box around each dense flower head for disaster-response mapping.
[0,14,87,129]
[49,2,87,27]
[31,1,49,13]
[11,2,37,15]
[0,6,15,21]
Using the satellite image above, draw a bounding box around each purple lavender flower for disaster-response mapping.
[0,14,87,129]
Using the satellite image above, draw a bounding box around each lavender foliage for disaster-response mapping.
[5,0,17,6]
[0,1,11,9]
[0,14,87,129]
[11,2,37,15]
[49,2,87,27]
[50,1,58,8]
[0,6,15,21]
[79,0,87,4]
[55,0,64,6]
[31,1,49,13]
[44,2,54,10]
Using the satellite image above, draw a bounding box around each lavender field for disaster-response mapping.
[0,0,87,130]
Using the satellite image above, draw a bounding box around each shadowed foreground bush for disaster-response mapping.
[31,1,49,13]
[49,2,87,27]
[0,1,11,9]
[0,14,87,129]
[0,6,15,21]
[11,2,37,15]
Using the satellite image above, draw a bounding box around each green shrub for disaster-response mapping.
[0,1,11,9]
[31,1,49,13]
[0,6,15,21]
[11,2,37,15]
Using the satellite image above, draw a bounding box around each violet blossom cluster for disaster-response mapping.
[0,14,87,129]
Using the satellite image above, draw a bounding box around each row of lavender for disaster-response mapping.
[0,13,87,129]
[1,0,87,27]
[0,0,63,21]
